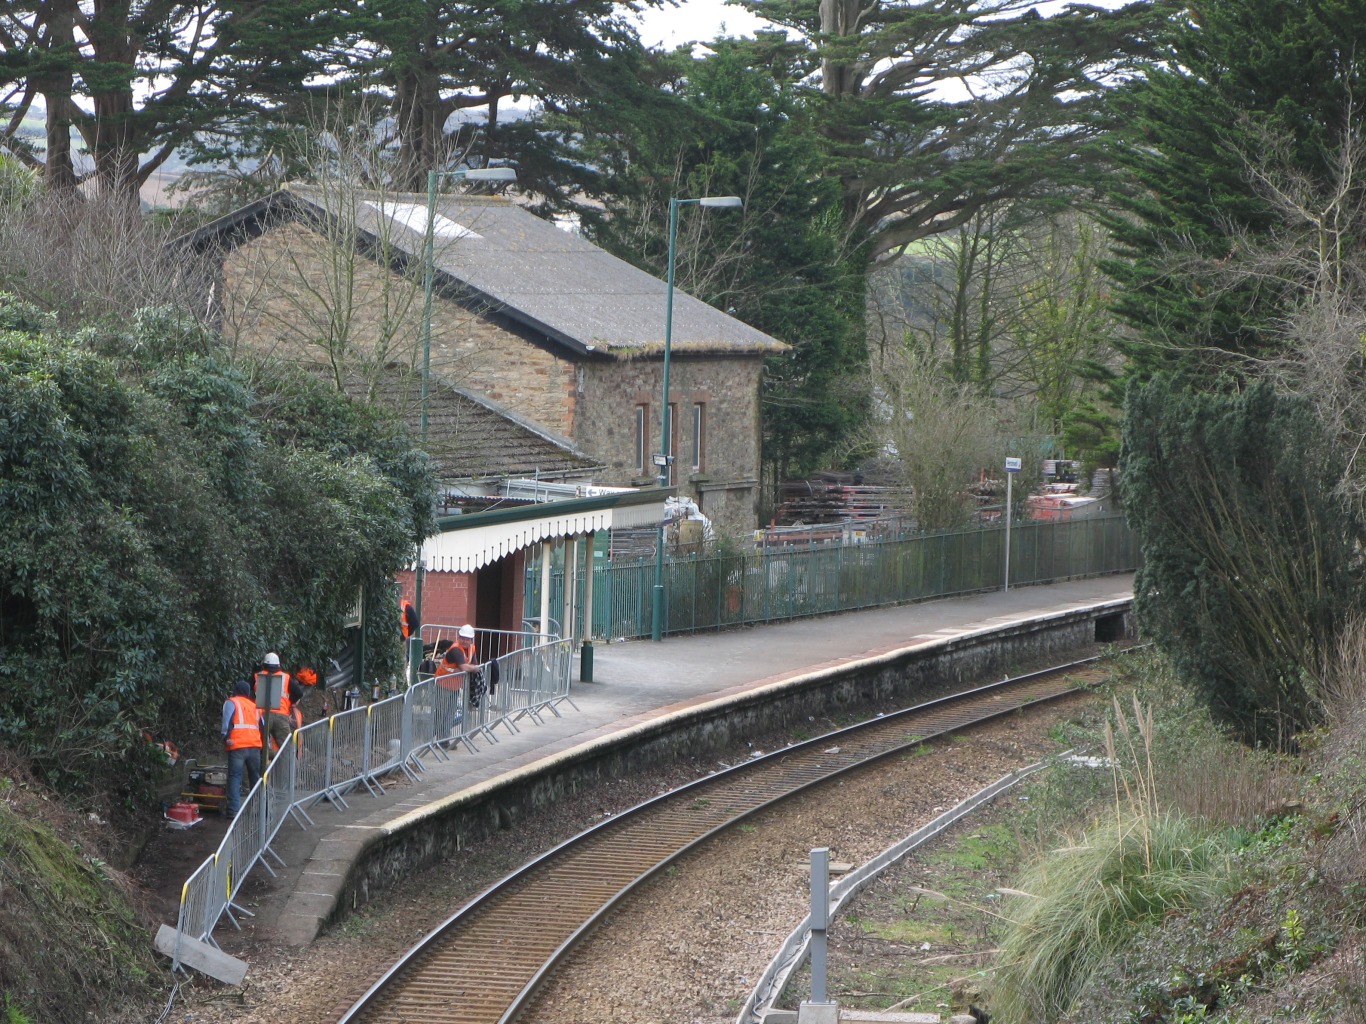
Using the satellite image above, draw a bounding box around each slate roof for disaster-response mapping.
[358,369,602,484]
[185,185,787,359]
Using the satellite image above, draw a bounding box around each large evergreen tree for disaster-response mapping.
[1101,0,1366,374]
[0,0,334,198]
[1121,375,1359,745]
[0,297,434,797]
[731,0,1165,263]
[582,35,868,485]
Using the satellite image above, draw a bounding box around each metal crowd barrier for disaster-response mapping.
[169,635,573,969]
[420,623,556,663]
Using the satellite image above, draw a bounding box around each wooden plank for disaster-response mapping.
[153,924,248,986]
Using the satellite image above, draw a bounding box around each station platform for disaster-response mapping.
[186,574,1135,948]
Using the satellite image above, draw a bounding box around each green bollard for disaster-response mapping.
[579,640,594,683]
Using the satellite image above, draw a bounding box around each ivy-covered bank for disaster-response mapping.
[0,295,435,802]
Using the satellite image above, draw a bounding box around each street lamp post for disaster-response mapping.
[650,194,742,642]
[412,165,516,667]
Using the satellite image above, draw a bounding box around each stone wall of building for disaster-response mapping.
[218,220,765,533]
[220,221,577,435]
[576,355,764,534]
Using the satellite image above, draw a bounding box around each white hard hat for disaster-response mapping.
[263,652,281,668]
[458,624,475,639]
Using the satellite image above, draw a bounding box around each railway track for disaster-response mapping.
[334,652,1119,1024]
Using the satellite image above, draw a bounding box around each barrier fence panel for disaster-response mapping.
[294,718,335,808]
[420,624,555,662]
[368,695,410,784]
[172,636,573,965]
[406,678,441,755]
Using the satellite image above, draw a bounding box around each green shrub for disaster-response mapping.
[0,296,434,800]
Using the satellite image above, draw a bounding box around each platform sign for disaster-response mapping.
[1003,457,1021,592]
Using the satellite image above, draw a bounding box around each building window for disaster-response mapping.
[634,404,648,473]
[691,403,705,472]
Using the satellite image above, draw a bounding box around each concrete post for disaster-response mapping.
[799,847,838,1024]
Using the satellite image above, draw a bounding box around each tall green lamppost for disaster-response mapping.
[651,194,742,642]
[410,166,517,678]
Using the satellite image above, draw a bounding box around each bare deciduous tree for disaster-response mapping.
[0,190,212,325]
[211,117,501,414]
[860,345,1004,531]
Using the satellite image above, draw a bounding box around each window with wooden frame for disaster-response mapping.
[691,403,705,472]
[634,404,648,473]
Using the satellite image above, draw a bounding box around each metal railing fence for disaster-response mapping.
[170,636,574,967]
[418,624,556,663]
[529,513,1137,640]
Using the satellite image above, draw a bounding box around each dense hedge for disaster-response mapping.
[0,297,435,800]
[1121,375,1360,745]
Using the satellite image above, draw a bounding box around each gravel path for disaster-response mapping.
[121,686,1097,1024]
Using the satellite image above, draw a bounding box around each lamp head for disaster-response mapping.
[698,196,742,208]
[462,167,518,182]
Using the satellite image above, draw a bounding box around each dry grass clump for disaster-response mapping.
[989,697,1238,1024]
[1320,612,1366,728]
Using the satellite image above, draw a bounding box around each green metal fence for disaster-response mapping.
[527,513,1138,641]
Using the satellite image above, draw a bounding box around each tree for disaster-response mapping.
[1121,375,1358,745]
[0,295,434,797]
[581,35,870,488]
[868,207,1122,462]
[733,0,1165,262]
[1101,0,1366,375]
[0,188,212,326]
[0,0,333,198]
[252,0,665,199]
[862,345,1003,530]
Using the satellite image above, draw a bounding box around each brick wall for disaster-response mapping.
[397,568,476,632]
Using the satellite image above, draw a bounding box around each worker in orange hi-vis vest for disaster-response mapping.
[221,679,263,819]
[254,651,298,756]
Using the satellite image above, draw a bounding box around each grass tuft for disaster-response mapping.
[990,810,1234,1024]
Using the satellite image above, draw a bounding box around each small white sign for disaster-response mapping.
[1005,457,1023,473]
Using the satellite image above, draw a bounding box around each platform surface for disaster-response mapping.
[190,574,1135,946]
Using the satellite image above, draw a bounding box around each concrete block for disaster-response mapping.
[760,1011,799,1024]
[841,1012,941,1023]
[799,1001,841,1024]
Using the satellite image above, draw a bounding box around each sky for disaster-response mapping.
[633,0,775,49]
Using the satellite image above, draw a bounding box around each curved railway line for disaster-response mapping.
[334,651,1125,1024]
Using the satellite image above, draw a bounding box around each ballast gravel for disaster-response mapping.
[118,691,1098,1024]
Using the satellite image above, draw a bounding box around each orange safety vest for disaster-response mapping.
[225,695,263,750]
[401,599,418,640]
[255,670,294,715]
[437,639,476,688]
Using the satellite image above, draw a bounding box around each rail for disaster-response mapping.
[168,636,574,969]
[333,652,1117,1024]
